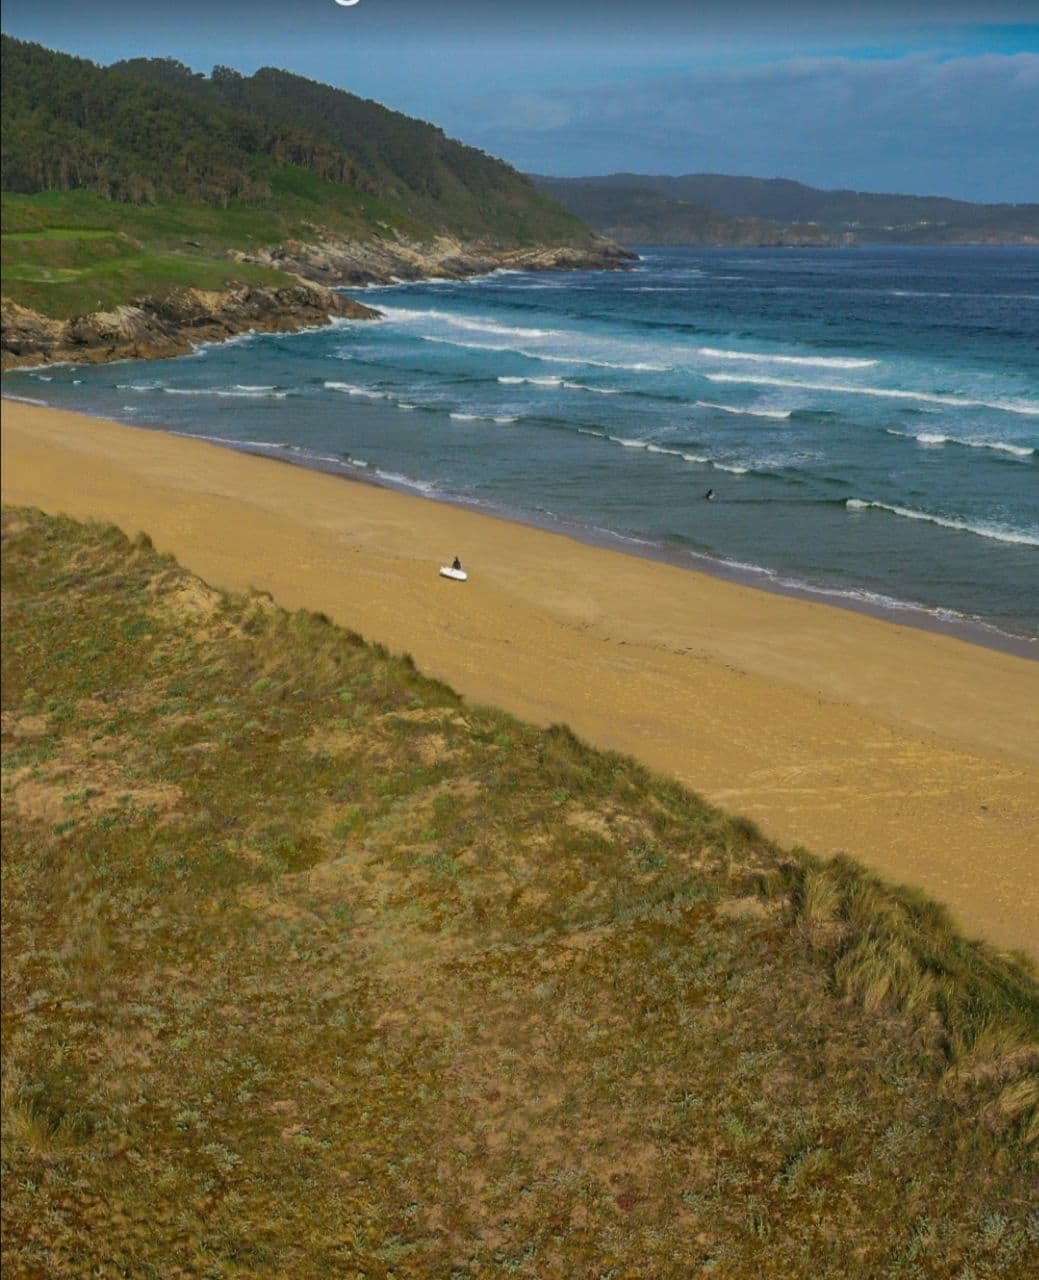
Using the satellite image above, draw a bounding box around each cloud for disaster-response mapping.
[451,52,1039,202]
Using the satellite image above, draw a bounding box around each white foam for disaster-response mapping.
[714,463,750,475]
[645,443,687,457]
[705,373,1039,417]
[845,499,1039,546]
[4,394,48,406]
[324,381,389,400]
[699,347,877,369]
[378,305,560,339]
[605,436,724,469]
[427,335,668,372]
[562,380,621,395]
[695,400,792,420]
[498,375,562,387]
[493,416,518,424]
[449,412,480,421]
[885,429,1035,458]
[371,468,437,495]
[529,351,668,372]
[233,384,276,391]
[162,387,287,399]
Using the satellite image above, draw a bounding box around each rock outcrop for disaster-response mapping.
[236,233,636,287]
[2,235,633,370]
[2,281,378,371]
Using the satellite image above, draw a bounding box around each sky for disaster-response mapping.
[3,1,1038,202]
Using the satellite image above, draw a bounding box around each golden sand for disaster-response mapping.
[3,400,1037,956]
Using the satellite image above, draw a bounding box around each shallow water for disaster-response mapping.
[6,246,1038,644]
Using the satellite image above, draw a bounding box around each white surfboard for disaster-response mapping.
[439,566,468,582]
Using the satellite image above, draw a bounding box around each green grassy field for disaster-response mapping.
[2,506,1036,1278]
[1,168,423,318]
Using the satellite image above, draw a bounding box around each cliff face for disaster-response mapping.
[1,281,379,371]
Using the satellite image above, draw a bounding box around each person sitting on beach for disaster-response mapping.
[452,556,462,571]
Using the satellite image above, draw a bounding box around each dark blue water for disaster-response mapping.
[5,247,1038,645]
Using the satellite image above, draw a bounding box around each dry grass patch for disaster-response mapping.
[3,505,1037,1280]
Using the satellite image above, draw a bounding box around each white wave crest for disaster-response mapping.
[162,386,287,399]
[378,305,560,339]
[563,380,621,395]
[705,373,1039,417]
[3,393,48,406]
[885,429,1035,458]
[425,335,667,372]
[603,436,724,468]
[846,499,1039,546]
[699,347,877,369]
[324,381,389,400]
[695,400,792,420]
[498,373,620,395]
[498,375,562,387]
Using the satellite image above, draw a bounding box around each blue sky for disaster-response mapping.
[3,1,1037,201]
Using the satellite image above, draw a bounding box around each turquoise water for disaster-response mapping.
[6,246,1038,646]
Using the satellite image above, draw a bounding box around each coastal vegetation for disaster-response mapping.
[2,37,590,248]
[1,35,617,360]
[3,506,1036,1277]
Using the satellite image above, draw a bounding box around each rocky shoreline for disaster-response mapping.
[1,235,633,371]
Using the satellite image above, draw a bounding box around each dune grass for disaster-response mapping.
[1,505,1036,1278]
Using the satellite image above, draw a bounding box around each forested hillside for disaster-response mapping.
[1,35,593,247]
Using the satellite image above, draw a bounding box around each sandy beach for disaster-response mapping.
[3,399,1037,957]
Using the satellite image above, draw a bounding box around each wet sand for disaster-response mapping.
[3,400,1037,957]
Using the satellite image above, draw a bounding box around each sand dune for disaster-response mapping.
[3,400,1036,956]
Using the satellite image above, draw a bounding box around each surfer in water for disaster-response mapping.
[704,488,716,501]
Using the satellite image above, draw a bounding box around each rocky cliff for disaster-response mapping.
[2,281,378,371]
[2,235,632,370]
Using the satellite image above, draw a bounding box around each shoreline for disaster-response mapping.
[218,432,1039,661]
[45,405,1029,662]
[3,399,1038,957]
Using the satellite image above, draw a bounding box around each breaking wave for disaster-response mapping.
[698,347,877,369]
[705,373,1039,417]
[885,430,1035,458]
[845,499,1039,546]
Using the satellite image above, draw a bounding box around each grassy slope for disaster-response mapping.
[1,167,424,319]
[2,507,1036,1279]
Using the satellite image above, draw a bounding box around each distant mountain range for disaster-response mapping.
[533,174,1039,246]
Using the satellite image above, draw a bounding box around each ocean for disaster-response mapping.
[5,246,1038,649]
